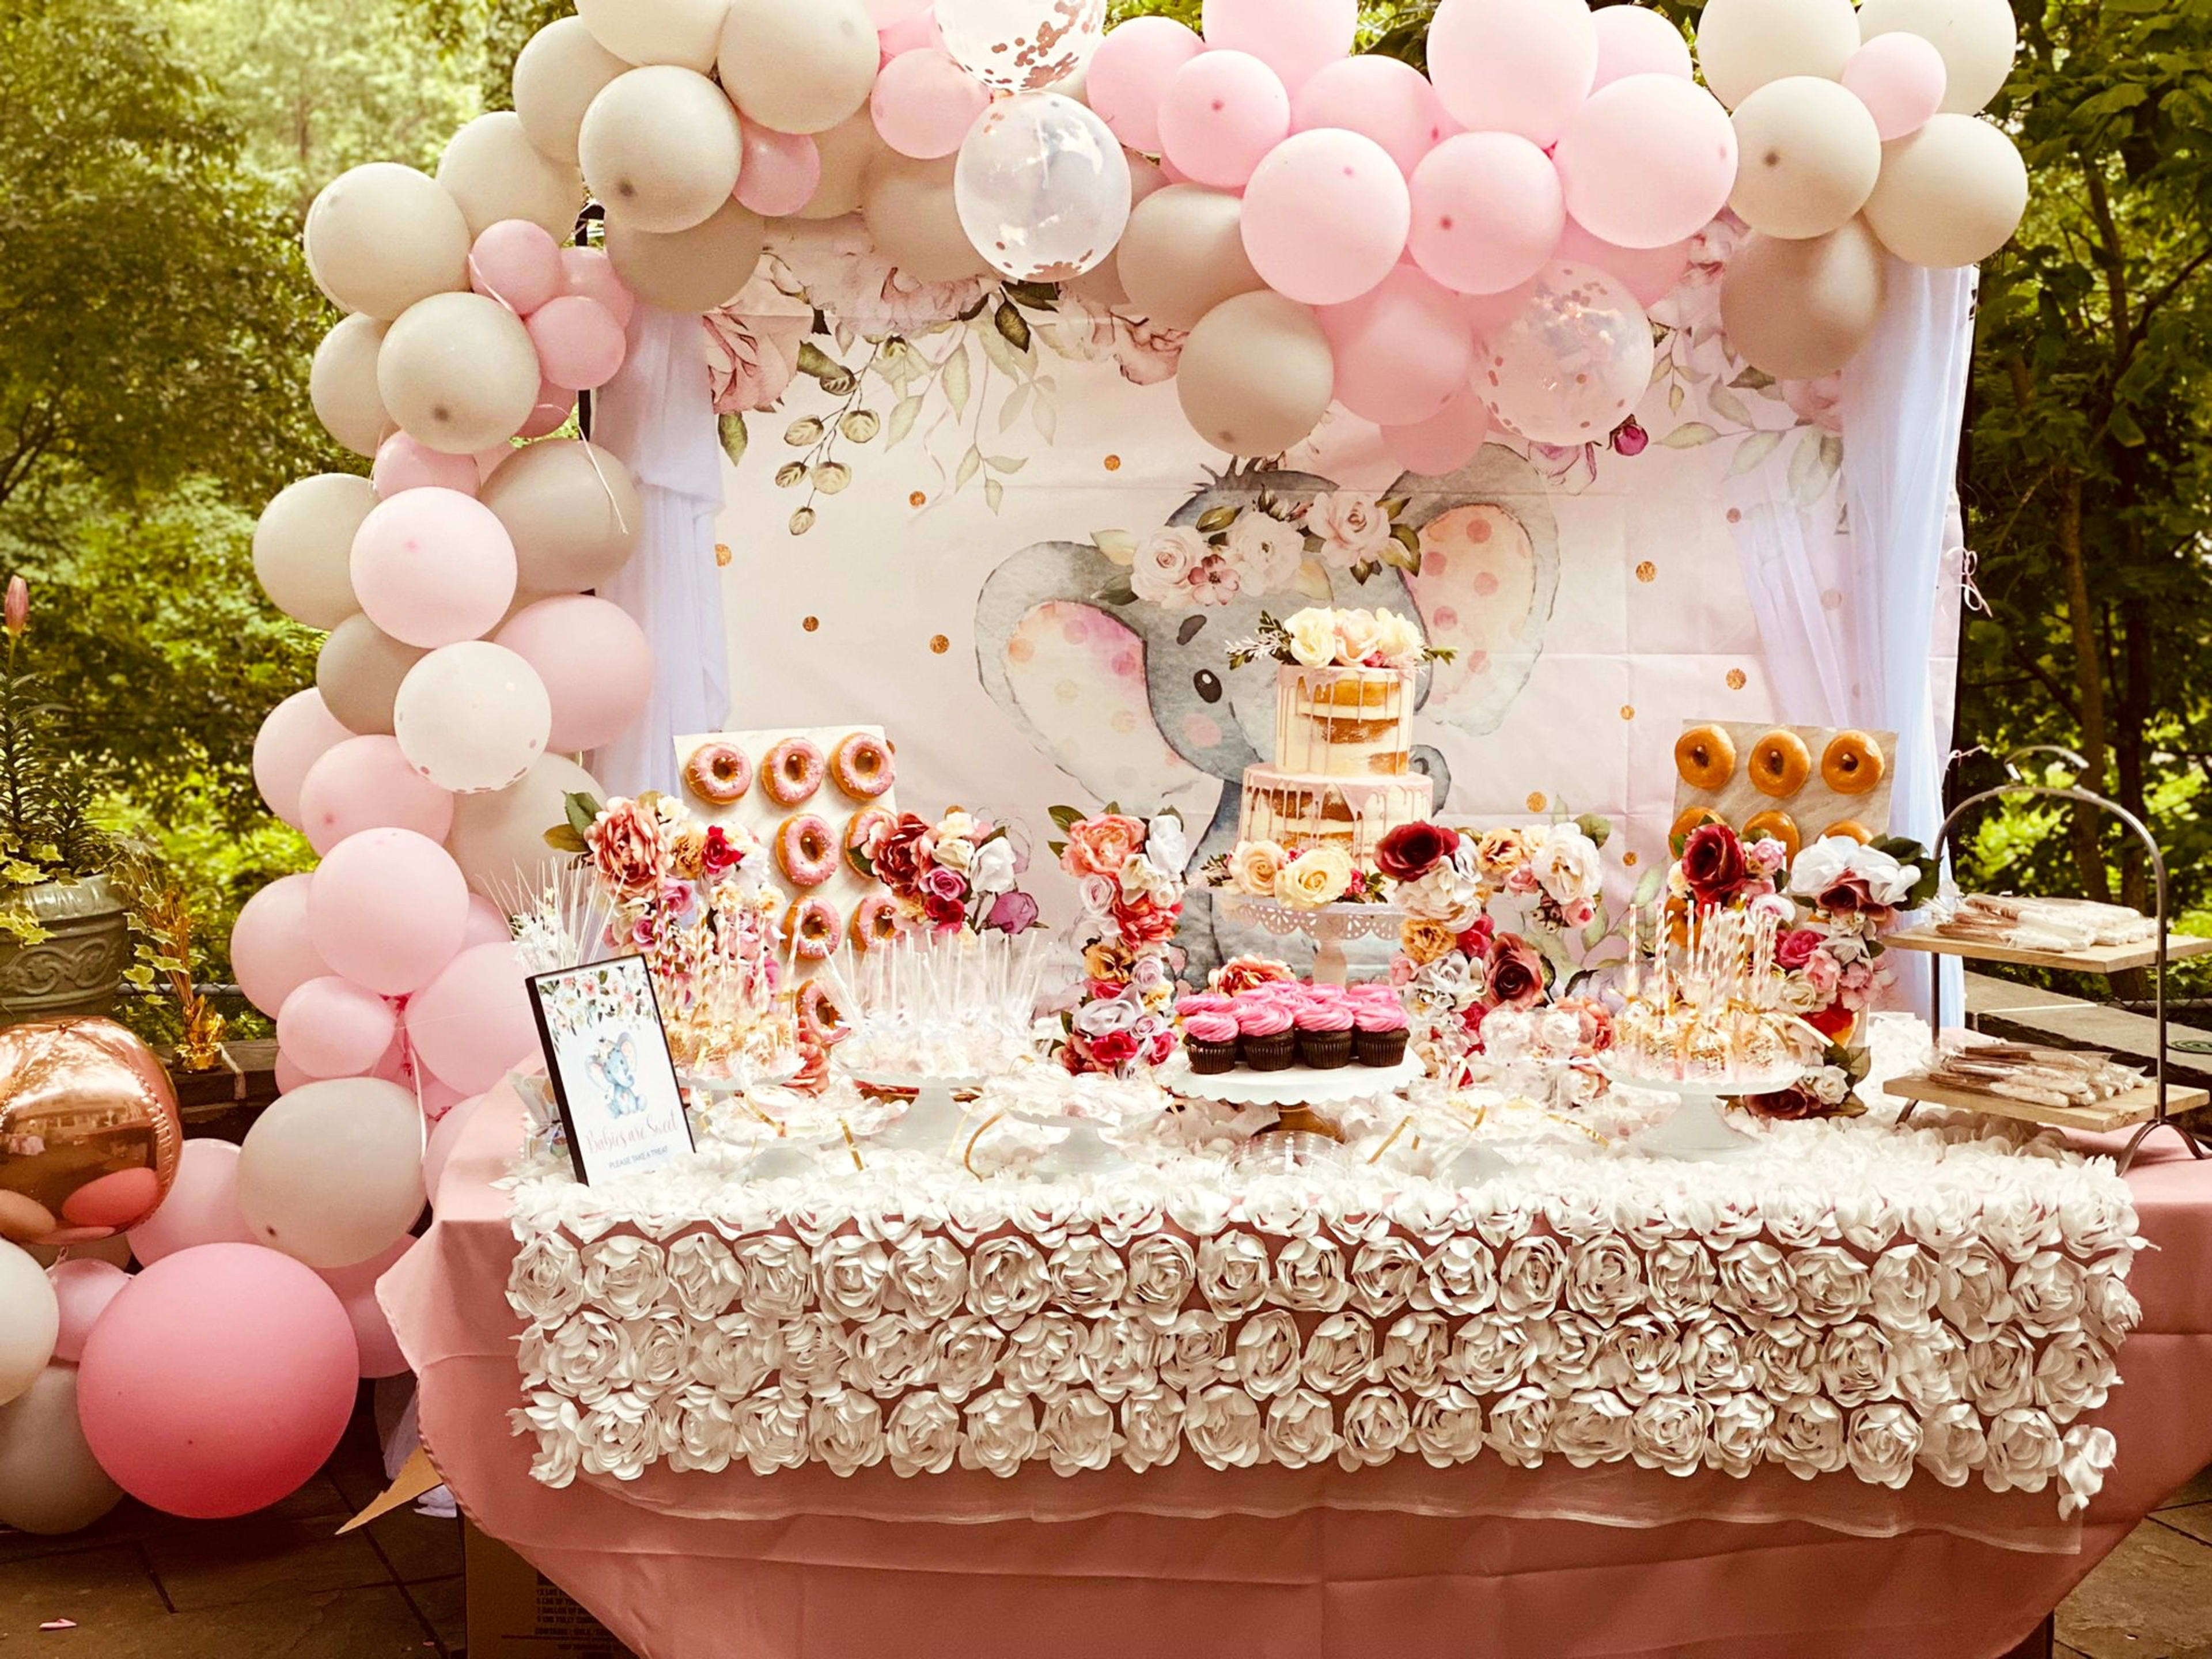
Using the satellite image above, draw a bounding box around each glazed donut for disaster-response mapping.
[683,741,752,805]
[1748,728,1813,798]
[1741,809,1801,861]
[1670,806,1725,847]
[851,892,903,951]
[1674,724,1737,792]
[829,732,896,801]
[844,808,896,877]
[774,813,838,888]
[762,737,825,806]
[1821,730,1886,796]
[782,897,840,962]
[1823,819,1873,845]
[798,978,846,1040]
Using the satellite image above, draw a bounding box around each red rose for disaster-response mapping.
[872,814,931,889]
[1087,1029,1140,1067]
[699,824,744,877]
[922,889,966,928]
[1112,894,1180,947]
[1486,932,1546,1009]
[1679,823,1749,905]
[1777,926,1822,969]
[1455,916,1495,959]
[1376,821,1460,882]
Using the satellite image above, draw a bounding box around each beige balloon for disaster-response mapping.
[1729,77,1883,239]
[318,613,428,737]
[238,1078,425,1270]
[1694,0,1861,109]
[0,1366,123,1536]
[377,292,544,455]
[1177,291,1335,457]
[605,198,768,312]
[1116,184,1265,331]
[579,67,744,235]
[1719,218,1888,380]
[578,0,729,73]
[479,439,644,594]
[862,155,993,284]
[793,108,892,221]
[438,112,582,241]
[1062,154,1165,306]
[718,0,878,136]
[303,164,470,321]
[309,315,391,458]
[1863,113,2027,266]
[512,17,628,165]
[255,474,373,631]
[1857,0,2016,114]
[446,753,602,899]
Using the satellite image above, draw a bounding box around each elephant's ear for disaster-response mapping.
[1391,444,1562,737]
[975,539,1211,815]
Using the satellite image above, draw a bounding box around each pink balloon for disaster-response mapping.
[1408,131,1565,296]
[1201,0,1355,94]
[1292,56,1450,177]
[128,1143,255,1265]
[734,120,824,217]
[492,595,653,752]
[461,893,512,948]
[1243,128,1410,305]
[253,690,352,830]
[416,1074,468,1120]
[1554,74,1736,250]
[372,433,479,499]
[1318,267,1475,426]
[349,487,518,649]
[405,942,538,1095]
[276,976,399,1080]
[297,734,457,857]
[78,1243,358,1518]
[1842,33,1948,142]
[1461,279,1536,335]
[49,1258,131,1363]
[273,1049,312,1094]
[527,296,627,393]
[1426,0,1598,147]
[424,1093,487,1209]
[1157,51,1290,190]
[1088,17,1203,154]
[877,8,942,56]
[1590,4,1691,89]
[469,219,565,316]
[475,444,517,484]
[230,873,332,1019]
[1554,217,1690,306]
[316,1238,413,1379]
[558,248,637,332]
[871,49,988,159]
[308,827,470,997]
[518,381,578,439]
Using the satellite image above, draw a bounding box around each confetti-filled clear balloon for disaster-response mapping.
[955,92,1132,281]
[1475,262,1654,446]
[937,0,1106,93]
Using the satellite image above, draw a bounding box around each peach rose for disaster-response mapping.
[1060,813,1145,880]
[1228,838,1289,897]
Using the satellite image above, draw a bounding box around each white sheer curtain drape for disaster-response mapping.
[588,307,730,797]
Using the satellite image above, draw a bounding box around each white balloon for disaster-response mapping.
[446,754,603,899]
[512,17,630,165]
[255,474,372,631]
[863,156,992,284]
[377,292,543,455]
[955,92,1131,282]
[1693,0,1861,109]
[578,0,730,73]
[718,0,880,135]
[0,1365,122,1535]
[309,315,391,457]
[938,0,1107,93]
[1857,0,2016,114]
[0,1244,56,1408]
[1863,113,2028,266]
[1477,262,1654,446]
[238,1078,425,1270]
[604,198,767,312]
[1728,76,1883,239]
[318,614,427,737]
[393,642,554,794]
[478,440,643,593]
[1721,218,1888,379]
[438,112,582,242]
[304,164,471,321]
[579,67,744,235]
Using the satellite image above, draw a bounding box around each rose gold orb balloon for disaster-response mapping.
[0,1018,180,1247]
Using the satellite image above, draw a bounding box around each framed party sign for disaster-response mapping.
[525,955,694,1185]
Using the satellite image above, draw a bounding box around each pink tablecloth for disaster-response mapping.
[384,1094,2212,1659]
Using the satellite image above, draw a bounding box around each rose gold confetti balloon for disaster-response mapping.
[0,1019,180,1247]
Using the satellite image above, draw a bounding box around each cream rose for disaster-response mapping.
[1816,1320,1894,1408]
[1411,1385,1486,1467]
[577,1393,656,1479]
[1299,1312,1376,1395]
[1234,1308,1304,1399]
[518,1393,582,1488]
[1533,826,1603,909]
[2009,1250,2088,1338]
[1229,838,1290,897]
[2085,1274,2142,1347]
[1158,1308,1231,1389]
[666,1386,741,1475]
[809,1388,887,1478]
[815,1235,891,1323]
[885,1392,963,1478]
[1745,1325,1820,1397]
[1264,1387,1339,1469]
[1679,1313,1752,1392]
[1936,1245,2016,1340]
[1767,1395,1847,1479]
[1916,1399,1987,1487]
[664,1234,740,1321]
[844,1314,931,1395]
[581,1236,671,1320]
[1892,1324,1967,1414]
[1332,607,1382,665]
[1185,1383,1264,1468]
[1552,1388,1634,1468]
[739,1236,813,1320]
[1844,1402,1920,1490]
[967,1236,1051,1328]
[1717,1241,1800,1323]
[1199,1232,1274,1317]
[926,1315,1006,1401]
[888,1235,968,1320]
[779,1313,853,1396]
[1705,1392,1774,1478]
[1790,1246,1871,1328]
[1041,1389,1120,1475]
[2058,1423,2118,1519]
[622,1311,690,1396]
[1645,1239,1718,1320]
[1868,1243,1942,1334]
[693,1311,780,1397]
[1350,1237,1425,1315]
[1382,1312,1451,1396]
[1630,1394,1710,1478]
[1527,1313,1604,1397]
[1592,1315,1682,1406]
[737,1391,812,1475]
[1285,607,1342,668]
[1448,1310,1536,1392]
[1337,1386,1413,1469]
[1485,1386,1554,1468]
[1305,493,1396,570]
[1124,1234,1198,1320]
[1048,1236,1128,1314]
[1498,1235,1569,1319]
[1983,1406,2063,1494]
[1567,1237,1646,1322]
[1120,1385,1187,1473]
[1964,1328,2036,1415]
[1276,844,1355,910]
[961,1388,1040,1478]
[1082,1312,1159,1401]
[529,1309,631,1406]
[1132,526,1207,607]
[1372,607,1426,669]
[1004,1311,1084,1395]
[510,1233,588,1324]
[1270,1235,1351,1313]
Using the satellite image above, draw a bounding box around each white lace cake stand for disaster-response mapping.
[1157,1052,1423,1108]
[1598,1062,1802,1160]
[1213,891,1405,984]
[839,1067,990,1156]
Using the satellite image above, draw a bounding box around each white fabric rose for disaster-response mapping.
[1718,1241,1800,1325]
[1411,1385,1486,1468]
[2009,1251,2088,1338]
[1301,1312,1376,1395]
[810,1388,887,1478]
[581,1236,670,1320]
[960,1388,1039,1478]
[1630,1394,1710,1478]
[1119,1385,1187,1473]
[1144,812,1192,878]
[2057,1425,2118,1520]
[1418,1237,1499,1315]
[1892,1324,1968,1414]
[693,1311,781,1397]
[2058,1187,2140,1258]
[1567,1237,1646,1321]
[622,1311,690,1396]
[778,1313,853,1397]
[1468,1189,1538,1247]
[1705,1392,1774,1478]
[1766,1395,1847,1480]
[1790,1246,1870,1328]
[1916,1400,1988,1488]
[1349,1237,1425,1315]
[885,1391,962,1477]
[1082,1312,1159,1401]
[1234,1309,1305,1399]
[1533,827,1602,910]
[887,1234,968,1320]
[1983,1193,2059,1263]
[2085,1273,2142,1348]
[1552,1388,1634,1468]
[1762,1185,1836,1249]
[815,1235,891,1323]
[1645,1238,1718,1320]
[1835,1190,1903,1253]
[1049,1236,1128,1314]
[1845,1402,1920,1490]
[1124,1234,1197,1320]
[1158,1308,1232,1391]
[1448,1310,1536,1393]
[1679,1313,1752,1393]
[1337,1386,1413,1469]
[666,1385,741,1475]
[1592,1315,1683,1406]
[1497,1235,1568,1318]
[1937,1245,2017,1341]
[1004,1312,1085,1395]
[1527,1312,1607,1399]
[844,1314,931,1395]
[1272,1235,1351,1313]
[517,1393,583,1487]
[529,1309,631,1406]
[509,1233,587,1323]
[1983,1406,2063,1494]
[1185,1383,1264,1469]
[925,1315,1006,1401]
[1907,1188,1982,1255]
[1965,1329,2036,1416]
[1868,1244,1942,1335]
[1264,1387,1338,1469]
[664,1234,741,1321]
[739,1236,814,1320]
[577,1392,657,1479]
[1486,1386,1555,1468]
[969,838,1017,896]
[1041,1388,1120,1475]
[1199,1232,1274,1317]
[967,1236,1051,1329]
[1816,1320,1894,1408]
[1381,1312,1450,1396]
[734,1391,810,1475]
[1745,1325,1820,1399]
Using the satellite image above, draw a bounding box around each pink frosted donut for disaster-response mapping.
[683,741,752,805]
[762,737,825,806]
[774,813,838,888]
[851,893,903,951]
[830,732,896,800]
[782,897,840,961]
[799,978,845,1040]
[845,808,897,877]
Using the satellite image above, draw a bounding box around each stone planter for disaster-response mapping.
[0,873,131,1022]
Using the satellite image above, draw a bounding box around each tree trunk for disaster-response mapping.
[2056,469,2113,903]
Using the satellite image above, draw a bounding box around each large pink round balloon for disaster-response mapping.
[528,297,627,393]
[1318,267,1476,427]
[1157,51,1290,190]
[876,9,943,56]
[736,120,824,217]
[276,976,400,1080]
[350,487,519,649]
[469,219,565,316]
[126,1142,256,1264]
[1086,16,1202,154]
[872,48,988,158]
[1590,3,1691,88]
[253,690,352,831]
[1426,0,1599,147]
[48,1259,130,1364]
[461,893,512,948]
[297,734,457,857]
[78,1244,358,1518]
[423,1093,488,1210]
[1241,128,1409,306]
[404,943,537,1095]
[1554,217,1692,306]
[1407,131,1565,296]
[519,382,578,440]
[308,827,471,997]
[371,433,480,499]
[1842,33,1948,141]
[1292,56,1451,177]
[230,873,332,1019]
[558,247,637,331]
[1554,73,1738,249]
[316,1237,413,1379]
[1202,0,1354,94]
[492,595,653,752]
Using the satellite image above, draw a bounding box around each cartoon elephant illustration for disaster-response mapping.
[976,445,1559,974]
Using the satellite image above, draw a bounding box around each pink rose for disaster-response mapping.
[1777,927,1822,969]
[703,281,809,415]
[1486,933,1546,1010]
[1061,814,1145,880]
[588,799,667,900]
[1800,949,1842,999]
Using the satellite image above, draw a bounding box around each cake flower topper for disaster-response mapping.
[1226,606,1457,672]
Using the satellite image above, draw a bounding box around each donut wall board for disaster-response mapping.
[1671,721,1896,857]
[672,725,898,969]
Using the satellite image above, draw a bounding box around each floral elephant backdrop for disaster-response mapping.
[706,216,1928,956]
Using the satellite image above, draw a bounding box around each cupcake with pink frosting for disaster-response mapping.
[1181,1009,1241,1074]
[1176,992,1234,1020]
[1233,994,1297,1071]
[1353,991,1410,1068]
[1294,988,1356,1069]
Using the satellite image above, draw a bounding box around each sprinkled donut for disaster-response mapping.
[829,732,896,800]
[798,979,845,1040]
[851,893,903,951]
[683,741,752,805]
[762,737,825,806]
[844,808,897,877]
[774,813,838,888]
[782,897,840,962]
